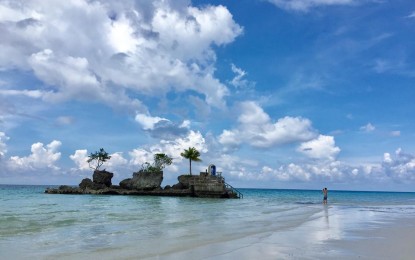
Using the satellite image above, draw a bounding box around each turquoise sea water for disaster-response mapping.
[1,185,415,259]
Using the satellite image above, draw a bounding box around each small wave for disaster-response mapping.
[295,201,319,205]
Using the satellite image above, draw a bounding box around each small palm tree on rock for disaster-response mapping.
[180,147,202,175]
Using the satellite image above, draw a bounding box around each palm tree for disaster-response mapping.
[180,147,202,175]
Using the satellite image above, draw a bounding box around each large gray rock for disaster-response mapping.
[119,178,133,189]
[79,178,93,189]
[177,175,194,189]
[171,182,185,190]
[119,171,163,190]
[93,170,113,187]
[79,178,106,190]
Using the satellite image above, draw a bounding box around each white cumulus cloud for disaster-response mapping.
[28,49,101,101]
[298,135,340,161]
[129,148,155,168]
[0,0,243,110]
[223,147,415,187]
[382,148,415,181]
[70,149,128,172]
[383,152,392,164]
[135,113,191,139]
[106,152,128,170]
[69,149,89,171]
[157,130,208,160]
[8,140,62,170]
[0,89,49,99]
[125,130,208,176]
[244,160,346,183]
[219,101,317,148]
[135,113,168,130]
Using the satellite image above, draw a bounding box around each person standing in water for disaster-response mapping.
[322,187,328,204]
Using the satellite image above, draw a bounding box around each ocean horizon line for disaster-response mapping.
[1,183,414,194]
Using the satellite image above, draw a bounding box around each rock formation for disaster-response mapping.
[93,170,113,187]
[79,178,93,189]
[45,169,240,198]
[78,170,113,190]
[119,171,163,190]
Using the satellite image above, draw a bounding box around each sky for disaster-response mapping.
[0,0,415,191]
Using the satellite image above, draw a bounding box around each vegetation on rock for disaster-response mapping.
[154,153,173,170]
[140,153,173,173]
[87,148,111,170]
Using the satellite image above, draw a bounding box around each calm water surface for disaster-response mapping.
[1,185,415,259]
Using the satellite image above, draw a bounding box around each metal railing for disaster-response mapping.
[224,182,243,199]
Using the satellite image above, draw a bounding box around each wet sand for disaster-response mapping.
[150,205,415,260]
[324,216,415,259]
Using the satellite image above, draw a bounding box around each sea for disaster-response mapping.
[1,185,415,259]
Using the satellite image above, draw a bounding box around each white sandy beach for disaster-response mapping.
[147,205,415,260]
[35,205,415,260]
[45,205,414,260]
[324,216,415,259]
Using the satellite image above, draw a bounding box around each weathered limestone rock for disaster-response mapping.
[93,170,113,187]
[79,174,111,190]
[119,171,163,190]
[177,175,193,189]
[171,182,185,190]
[79,178,93,189]
[119,178,133,189]
[76,170,114,190]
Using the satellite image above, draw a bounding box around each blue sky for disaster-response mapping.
[1,0,415,191]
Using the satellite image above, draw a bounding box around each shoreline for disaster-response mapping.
[9,207,415,260]
[143,205,415,260]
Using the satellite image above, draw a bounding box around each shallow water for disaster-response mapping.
[1,185,415,259]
